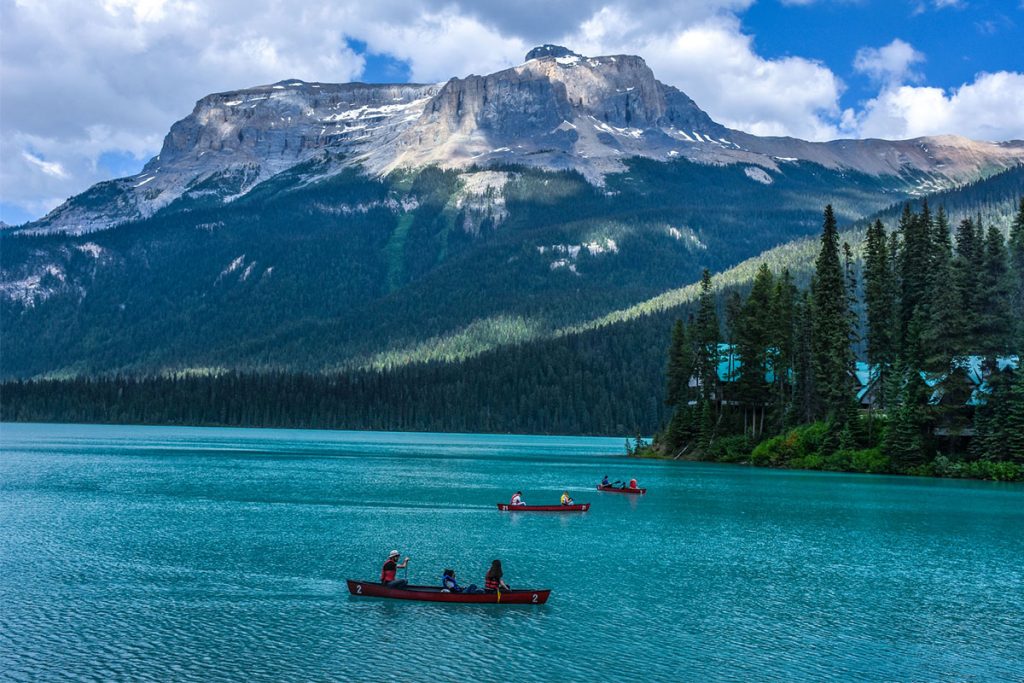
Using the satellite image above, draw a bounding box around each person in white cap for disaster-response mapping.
[380,549,410,588]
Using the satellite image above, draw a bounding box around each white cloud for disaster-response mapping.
[1,0,1022,223]
[569,12,844,140]
[845,71,1024,141]
[853,39,925,86]
[22,152,70,179]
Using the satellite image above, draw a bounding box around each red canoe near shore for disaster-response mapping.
[347,580,551,604]
[597,484,647,495]
[496,503,590,512]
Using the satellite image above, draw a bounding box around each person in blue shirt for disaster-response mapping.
[601,475,610,487]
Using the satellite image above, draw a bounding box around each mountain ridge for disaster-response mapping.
[11,45,1024,236]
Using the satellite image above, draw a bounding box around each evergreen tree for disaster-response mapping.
[693,270,721,405]
[922,205,960,372]
[1004,369,1024,463]
[665,319,692,407]
[810,205,854,421]
[769,268,798,429]
[863,219,896,407]
[977,226,1013,359]
[897,202,931,354]
[736,263,775,436]
[1008,198,1024,352]
[952,217,982,351]
[794,290,817,423]
[884,368,929,468]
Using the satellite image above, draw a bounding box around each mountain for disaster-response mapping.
[3,46,1024,381]
[12,45,1024,237]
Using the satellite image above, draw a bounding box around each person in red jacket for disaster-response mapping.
[380,550,409,588]
[629,478,638,489]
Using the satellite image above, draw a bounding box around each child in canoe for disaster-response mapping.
[484,560,510,593]
[441,568,482,594]
[560,491,574,506]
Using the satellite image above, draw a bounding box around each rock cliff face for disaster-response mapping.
[14,46,1024,236]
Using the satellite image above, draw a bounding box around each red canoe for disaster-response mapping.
[497,503,590,512]
[347,580,550,604]
[597,484,647,495]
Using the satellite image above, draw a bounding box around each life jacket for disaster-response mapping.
[510,494,522,505]
[561,494,570,505]
[442,574,460,592]
[485,575,500,590]
[629,479,638,489]
[380,559,397,583]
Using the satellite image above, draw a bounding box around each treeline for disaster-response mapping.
[0,324,671,436]
[655,199,1024,479]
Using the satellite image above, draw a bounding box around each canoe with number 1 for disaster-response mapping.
[496,503,590,512]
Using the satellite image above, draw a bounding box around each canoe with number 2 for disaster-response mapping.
[496,503,590,512]
[346,580,550,604]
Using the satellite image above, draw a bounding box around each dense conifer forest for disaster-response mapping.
[651,198,1024,480]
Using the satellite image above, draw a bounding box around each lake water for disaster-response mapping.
[1,422,1022,682]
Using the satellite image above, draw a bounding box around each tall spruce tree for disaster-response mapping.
[977,226,1013,359]
[952,217,982,352]
[770,268,798,429]
[884,368,930,468]
[665,319,692,408]
[794,290,817,423]
[693,270,720,405]
[1008,198,1024,352]
[736,263,775,436]
[811,205,854,421]
[923,205,960,372]
[897,202,932,355]
[863,219,896,408]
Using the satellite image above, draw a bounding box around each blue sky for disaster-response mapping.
[1,0,1022,225]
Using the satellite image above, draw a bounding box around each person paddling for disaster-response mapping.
[629,478,638,489]
[560,490,574,506]
[510,491,525,506]
[601,475,610,487]
[484,559,510,593]
[380,550,410,589]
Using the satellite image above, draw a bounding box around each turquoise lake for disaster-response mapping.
[1,422,1022,681]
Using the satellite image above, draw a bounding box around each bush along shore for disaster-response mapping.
[637,200,1024,483]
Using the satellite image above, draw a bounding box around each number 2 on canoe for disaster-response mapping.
[356,584,362,594]
[532,593,538,603]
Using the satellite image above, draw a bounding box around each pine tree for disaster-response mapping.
[864,219,896,407]
[736,263,775,436]
[693,269,721,405]
[1004,369,1024,462]
[769,268,798,429]
[897,203,931,354]
[884,368,929,468]
[665,319,692,407]
[811,205,854,421]
[977,226,1013,359]
[952,217,982,352]
[922,206,960,372]
[1008,198,1024,353]
[794,290,817,423]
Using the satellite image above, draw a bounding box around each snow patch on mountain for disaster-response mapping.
[744,166,774,184]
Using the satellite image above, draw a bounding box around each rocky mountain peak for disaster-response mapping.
[14,47,1024,236]
[524,45,581,61]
